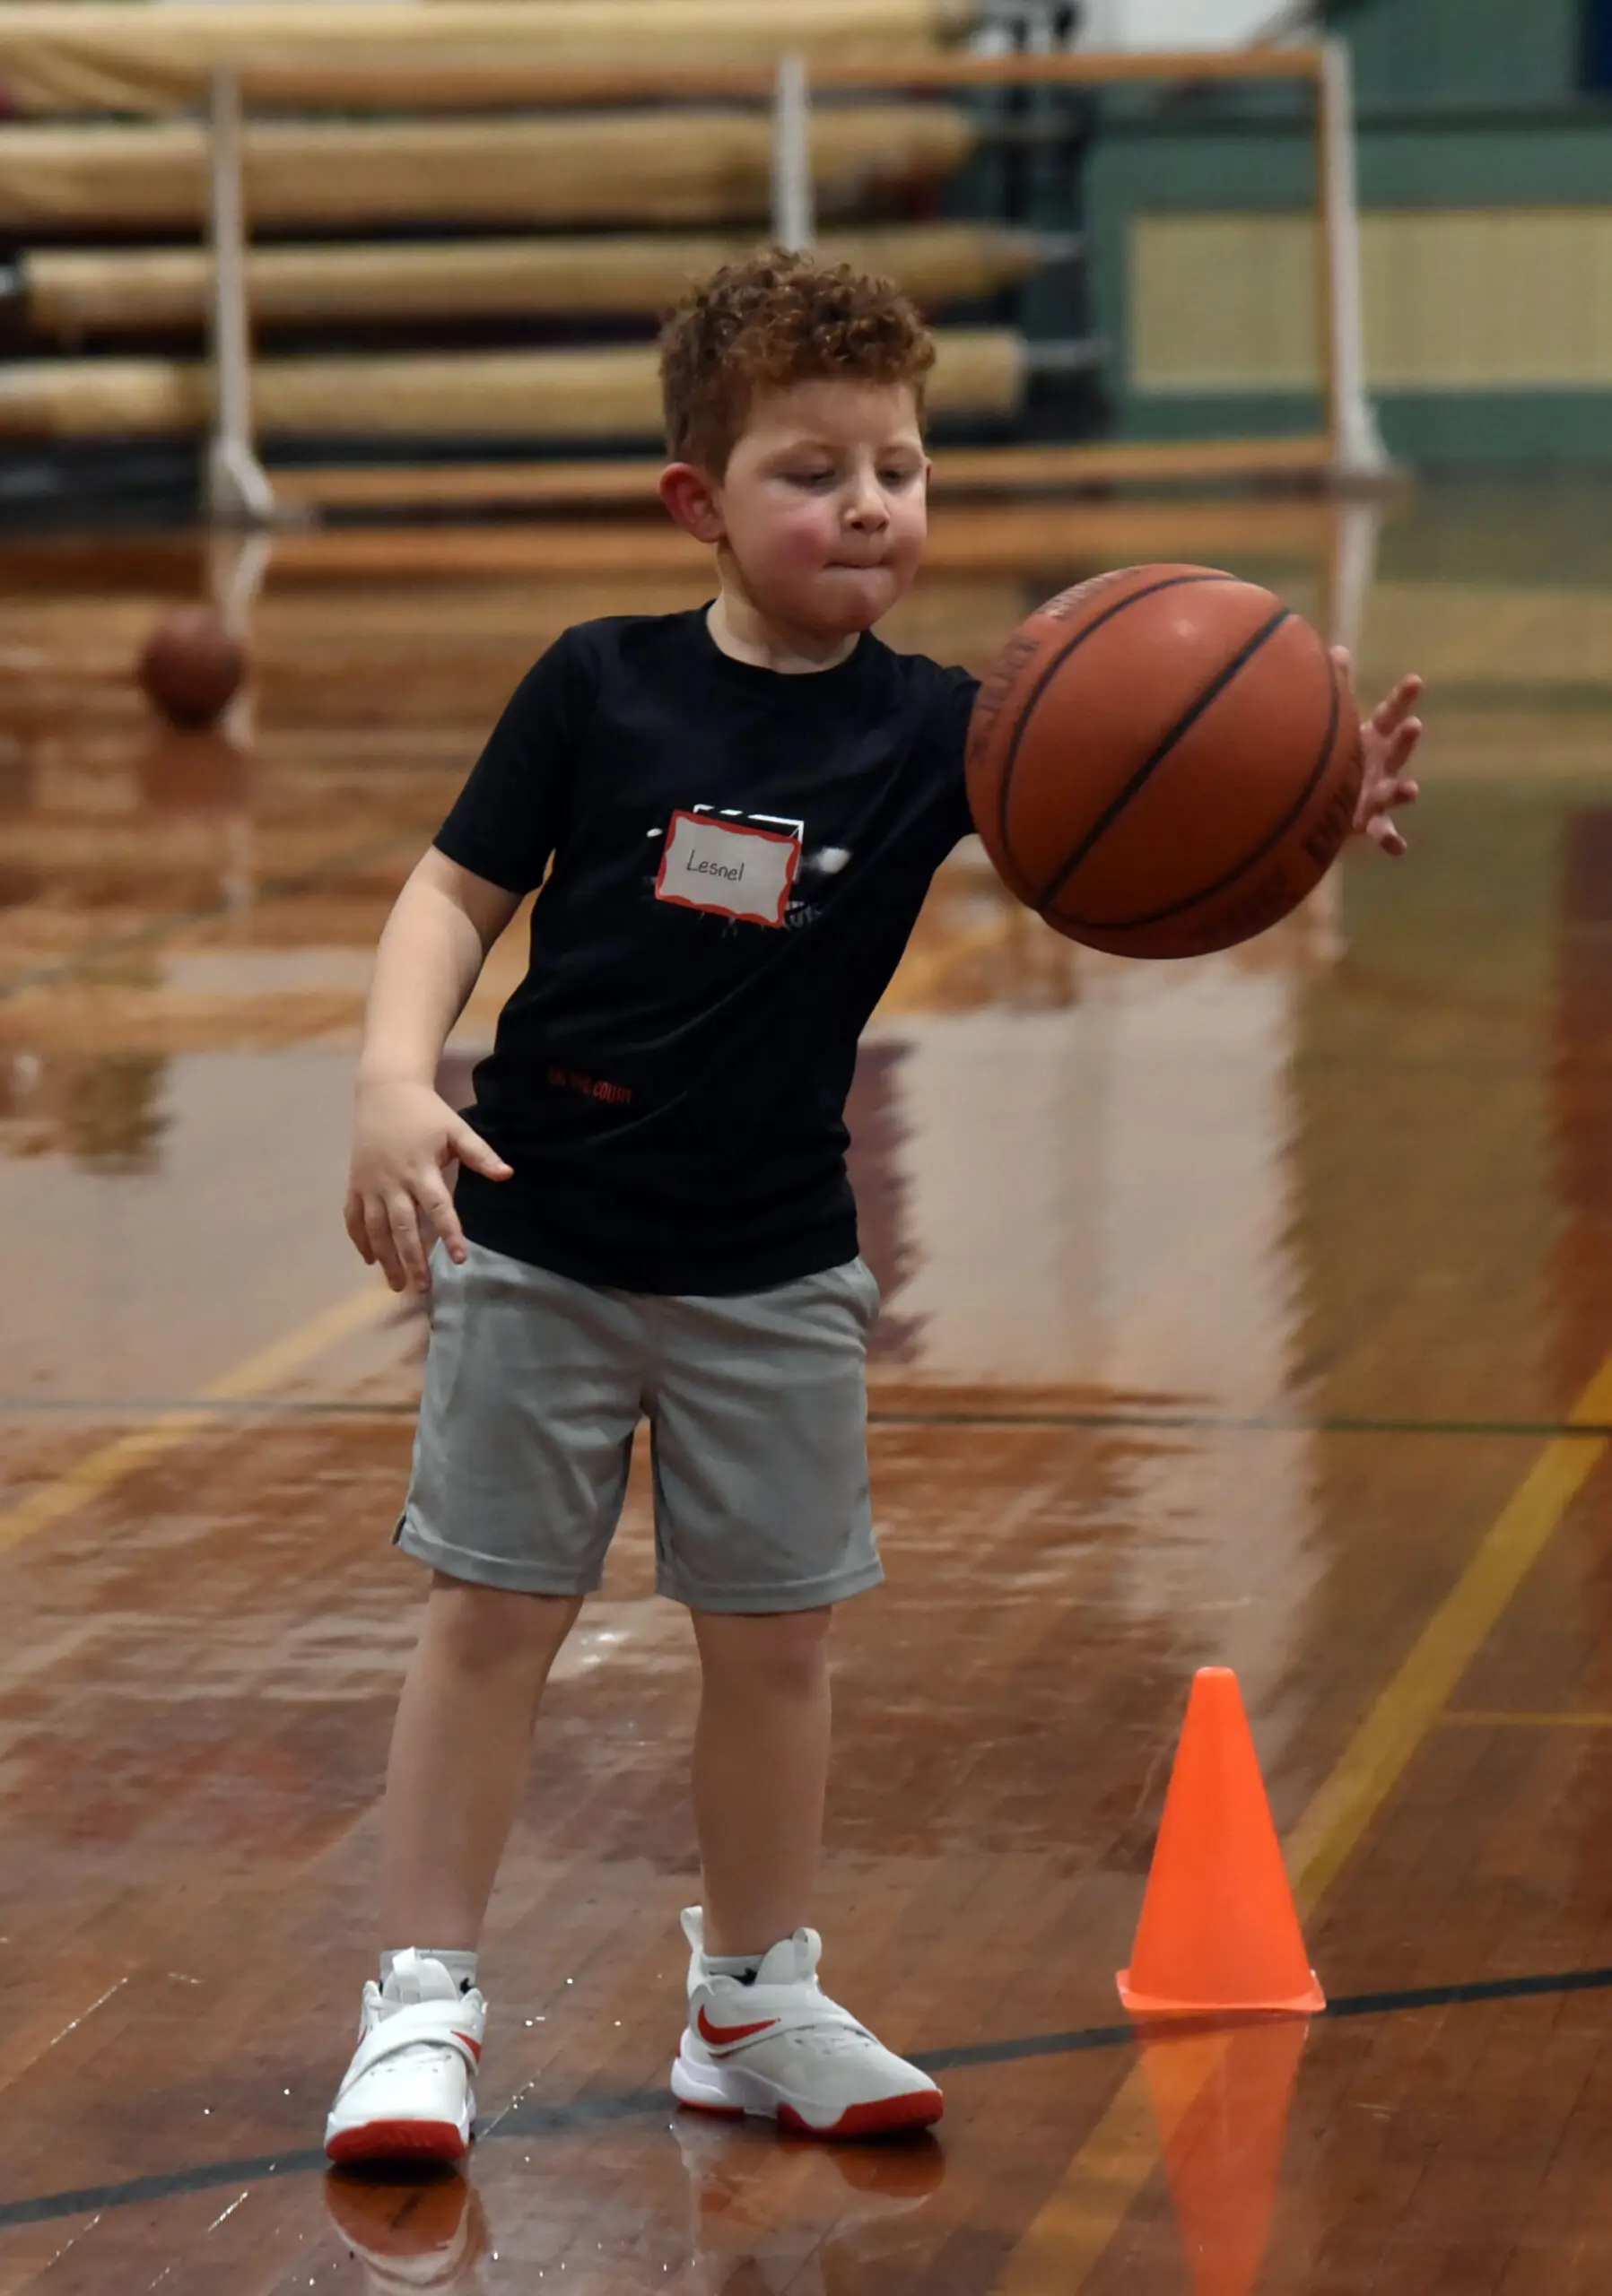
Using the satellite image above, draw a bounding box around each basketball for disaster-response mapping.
[964,563,1364,959]
[135,605,247,729]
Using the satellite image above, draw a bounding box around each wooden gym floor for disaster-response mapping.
[2,480,1612,2292]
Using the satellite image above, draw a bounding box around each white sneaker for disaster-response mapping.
[325,1952,485,2166]
[670,1908,943,2140]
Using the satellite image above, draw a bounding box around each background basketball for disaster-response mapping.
[135,605,247,730]
[964,563,1364,960]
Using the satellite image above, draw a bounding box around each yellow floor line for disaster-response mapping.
[6,1274,1607,2270]
[1441,1709,1612,1727]
[0,1283,397,1561]
[996,1350,1612,2293]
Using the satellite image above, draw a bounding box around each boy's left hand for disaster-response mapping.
[1335,648,1423,857]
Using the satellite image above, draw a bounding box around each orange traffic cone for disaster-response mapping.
[1118,1667,1324,2016]
[1138,2015,1309,2296]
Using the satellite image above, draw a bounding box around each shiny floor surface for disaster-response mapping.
[3,479,1612,2292]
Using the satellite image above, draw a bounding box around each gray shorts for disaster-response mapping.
[394,1239,884,1614]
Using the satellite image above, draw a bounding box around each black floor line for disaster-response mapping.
[0,827,421,1004]
[867,1410,1612,1442]
[2,1397,1608,1444]
[4,1961,1610,2232]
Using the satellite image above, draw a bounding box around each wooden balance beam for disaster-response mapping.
[13,224,1056,339]
[271,439,1339,518]
[0,0,976,117]
[0,328,1050,438]
[0,104,973,232]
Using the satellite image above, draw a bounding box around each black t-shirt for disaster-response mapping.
[434,605,979,1294]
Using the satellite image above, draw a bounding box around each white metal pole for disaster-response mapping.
[1318,36,1390,483]
[1303,490,1384,966]
[207,524,272,747]
[771,52,815,253]
[200,526,269,910]
[206,66,276,524]
[1328,496,1381,658]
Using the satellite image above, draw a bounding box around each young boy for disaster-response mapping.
[326,251,1423,2163]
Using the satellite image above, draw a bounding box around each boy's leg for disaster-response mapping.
[675,1589,939,2135]
[329,1244,642,2164]
[380,1570,584,1949]
[691,1605,833,1957]
[653,1261,941,2135]
[381,1242,648,1946]
[328,1576,589,2167]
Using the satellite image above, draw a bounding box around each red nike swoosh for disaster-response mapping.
[452,2031,483,2063]
[698,2005,780,2048]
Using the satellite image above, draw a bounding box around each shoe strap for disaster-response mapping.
[694,1979,871,2049]
[345,1997,484,2089]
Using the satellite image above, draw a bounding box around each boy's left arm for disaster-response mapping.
[1337,648,1423,858]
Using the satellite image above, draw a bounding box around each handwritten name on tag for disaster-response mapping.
[655,810,801,928]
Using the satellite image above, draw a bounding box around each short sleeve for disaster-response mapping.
[929,663,980,852]
[432,628,596,895]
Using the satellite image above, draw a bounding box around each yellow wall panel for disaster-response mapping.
[1132,208,1612,393]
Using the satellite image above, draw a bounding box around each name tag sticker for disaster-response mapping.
[656,809,801,928]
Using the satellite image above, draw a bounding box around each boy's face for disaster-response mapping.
[700,380,929,637]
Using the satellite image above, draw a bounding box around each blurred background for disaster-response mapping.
[5,10,1612,2292]
[0,0,1609,517]
[2,0,1610,1370]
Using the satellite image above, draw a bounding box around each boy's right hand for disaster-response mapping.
[344,1079,512,1294]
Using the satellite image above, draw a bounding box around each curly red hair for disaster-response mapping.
[658,247,936,474]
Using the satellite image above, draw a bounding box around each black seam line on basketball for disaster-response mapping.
[1032,601,1294,917]
[6,1963,1612,2229]
[1052,627,1346,935]
[991,571,1240,882]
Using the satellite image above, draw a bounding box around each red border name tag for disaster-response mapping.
[656,810,802,929]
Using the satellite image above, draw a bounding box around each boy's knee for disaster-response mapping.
[427,1574,581,1673]
[696,1605,832,1697]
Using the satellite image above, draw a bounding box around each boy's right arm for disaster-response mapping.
[345,848,522,1294]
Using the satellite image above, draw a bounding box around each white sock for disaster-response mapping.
[379,1947,479,1997]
